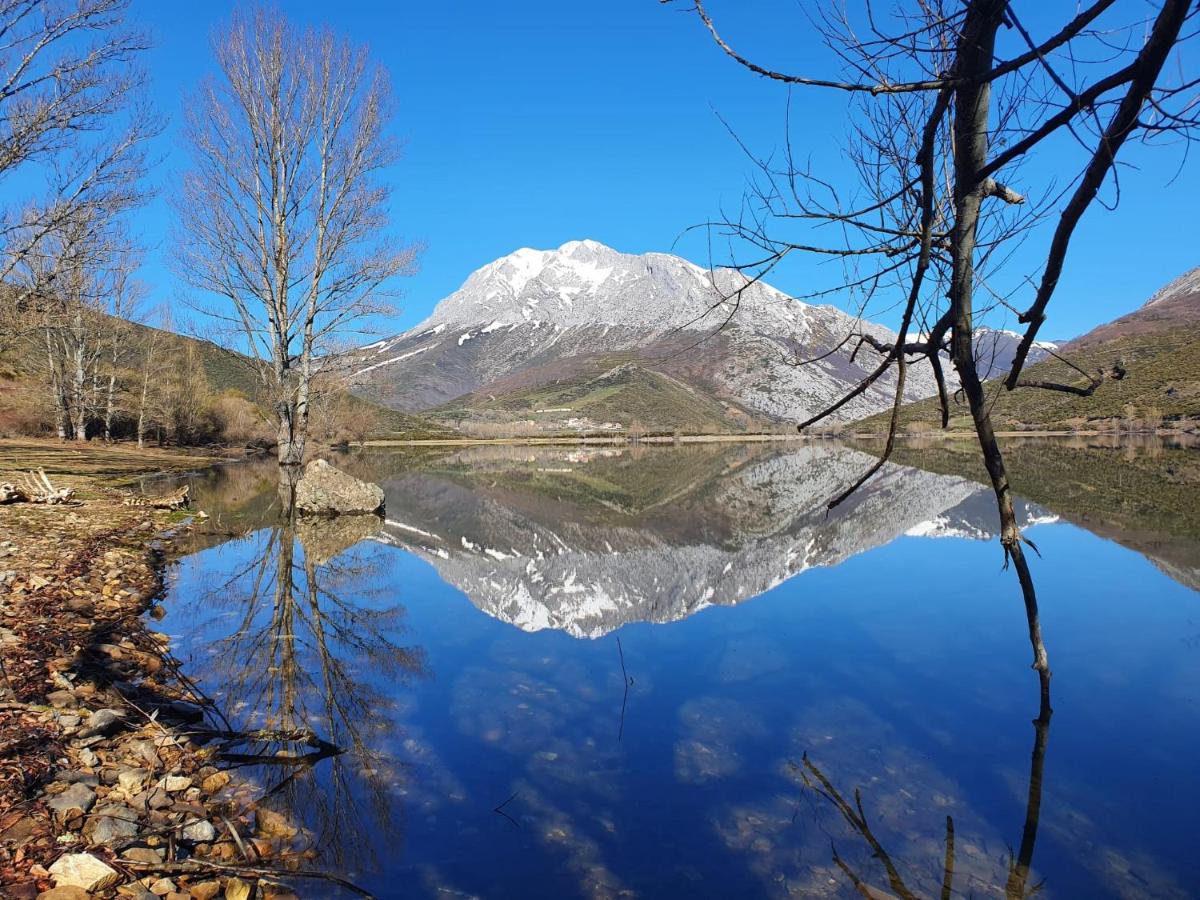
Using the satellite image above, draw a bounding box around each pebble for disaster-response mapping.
[189,882,221,900]
[78,709,123,739]
[255,807,298,839]
[46,690,76,708]
[36,887,92,900]
[120,847,164,863]
[83,804,141,844]
[201,771,230,794]
[47,782,96,825]
[48,853,119,892]
[181,818,217,842]
[159,774,191,793]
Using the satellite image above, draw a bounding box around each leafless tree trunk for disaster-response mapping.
[668,0,1197,695]
[136,341,155,449]
[175,8,419,472]
[102,265,143,441]
[18,211,148,442]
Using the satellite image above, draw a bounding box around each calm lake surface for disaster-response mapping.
[156,439,1200,899]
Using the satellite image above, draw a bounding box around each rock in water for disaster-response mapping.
[48,853,120,891]
[295,459,385,516]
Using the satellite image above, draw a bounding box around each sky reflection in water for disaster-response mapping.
[159,441,1200,899]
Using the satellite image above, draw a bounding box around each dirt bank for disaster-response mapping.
[0,445,329,900]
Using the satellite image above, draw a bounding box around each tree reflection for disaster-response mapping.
[192,507,427,870]
[801,690,1053,899]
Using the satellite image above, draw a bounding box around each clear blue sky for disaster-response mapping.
[131,0,1198,341]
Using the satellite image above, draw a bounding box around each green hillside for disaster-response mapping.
[431,360,762,435]
[856,272,1200,434]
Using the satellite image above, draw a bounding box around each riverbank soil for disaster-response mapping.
[0,443,300,900]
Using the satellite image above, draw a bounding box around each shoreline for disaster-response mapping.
[0,448,312,900]
[364,432,809,447]
[365,427,1195,447]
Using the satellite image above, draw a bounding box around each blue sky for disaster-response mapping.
[131,0,1199,340]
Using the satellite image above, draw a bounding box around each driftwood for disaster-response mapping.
[0,469,76,505]
[122,484,190,510]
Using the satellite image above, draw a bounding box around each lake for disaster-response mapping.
[155,439,1200,899]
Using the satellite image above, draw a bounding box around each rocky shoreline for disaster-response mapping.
[0,474,319,899]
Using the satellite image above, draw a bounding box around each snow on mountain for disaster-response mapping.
[423,238,821,336]
[348,240,942,425]
[960,327,1058,380]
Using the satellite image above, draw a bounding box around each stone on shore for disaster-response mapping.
[78,709,123,739]
[48,853,119,892]
[47,782,96,826]
[83,804,140,844]
[294,459,385,515]
[36,887,92,900]
[180,818,216,842]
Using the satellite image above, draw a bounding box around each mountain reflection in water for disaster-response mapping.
[158,440,1200,899]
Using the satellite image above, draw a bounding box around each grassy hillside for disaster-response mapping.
[856,273,1200,433]
[0,312,454,441]
[431,359,763,435]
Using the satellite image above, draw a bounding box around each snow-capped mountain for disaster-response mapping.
[972,327,1059,376]
[368,444,1050,638]
[349,240,944,428]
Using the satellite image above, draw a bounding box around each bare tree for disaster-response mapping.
[134,323,164,449]
[668,0,1198,697]
[0,0,153,307]
[100,262,145,441]
[175,8,419,480]
[15,209,148,440]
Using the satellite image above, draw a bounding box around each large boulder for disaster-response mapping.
[294,459,385,516]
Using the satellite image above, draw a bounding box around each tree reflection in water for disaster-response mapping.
[190,507,427,870]
[800,689,1052,899]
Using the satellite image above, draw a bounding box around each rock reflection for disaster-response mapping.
[185,511,427,870]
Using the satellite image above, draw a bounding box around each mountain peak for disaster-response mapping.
[558,238,610,255]
[424,240,815,336]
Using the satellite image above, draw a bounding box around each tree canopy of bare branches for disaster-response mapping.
[175,8,419,472]
[0,0,155,316]
[668,0,1199,693]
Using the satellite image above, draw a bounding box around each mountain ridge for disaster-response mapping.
[349,240,945,433]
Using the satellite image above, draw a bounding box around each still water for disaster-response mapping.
[157,440,1200,898]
